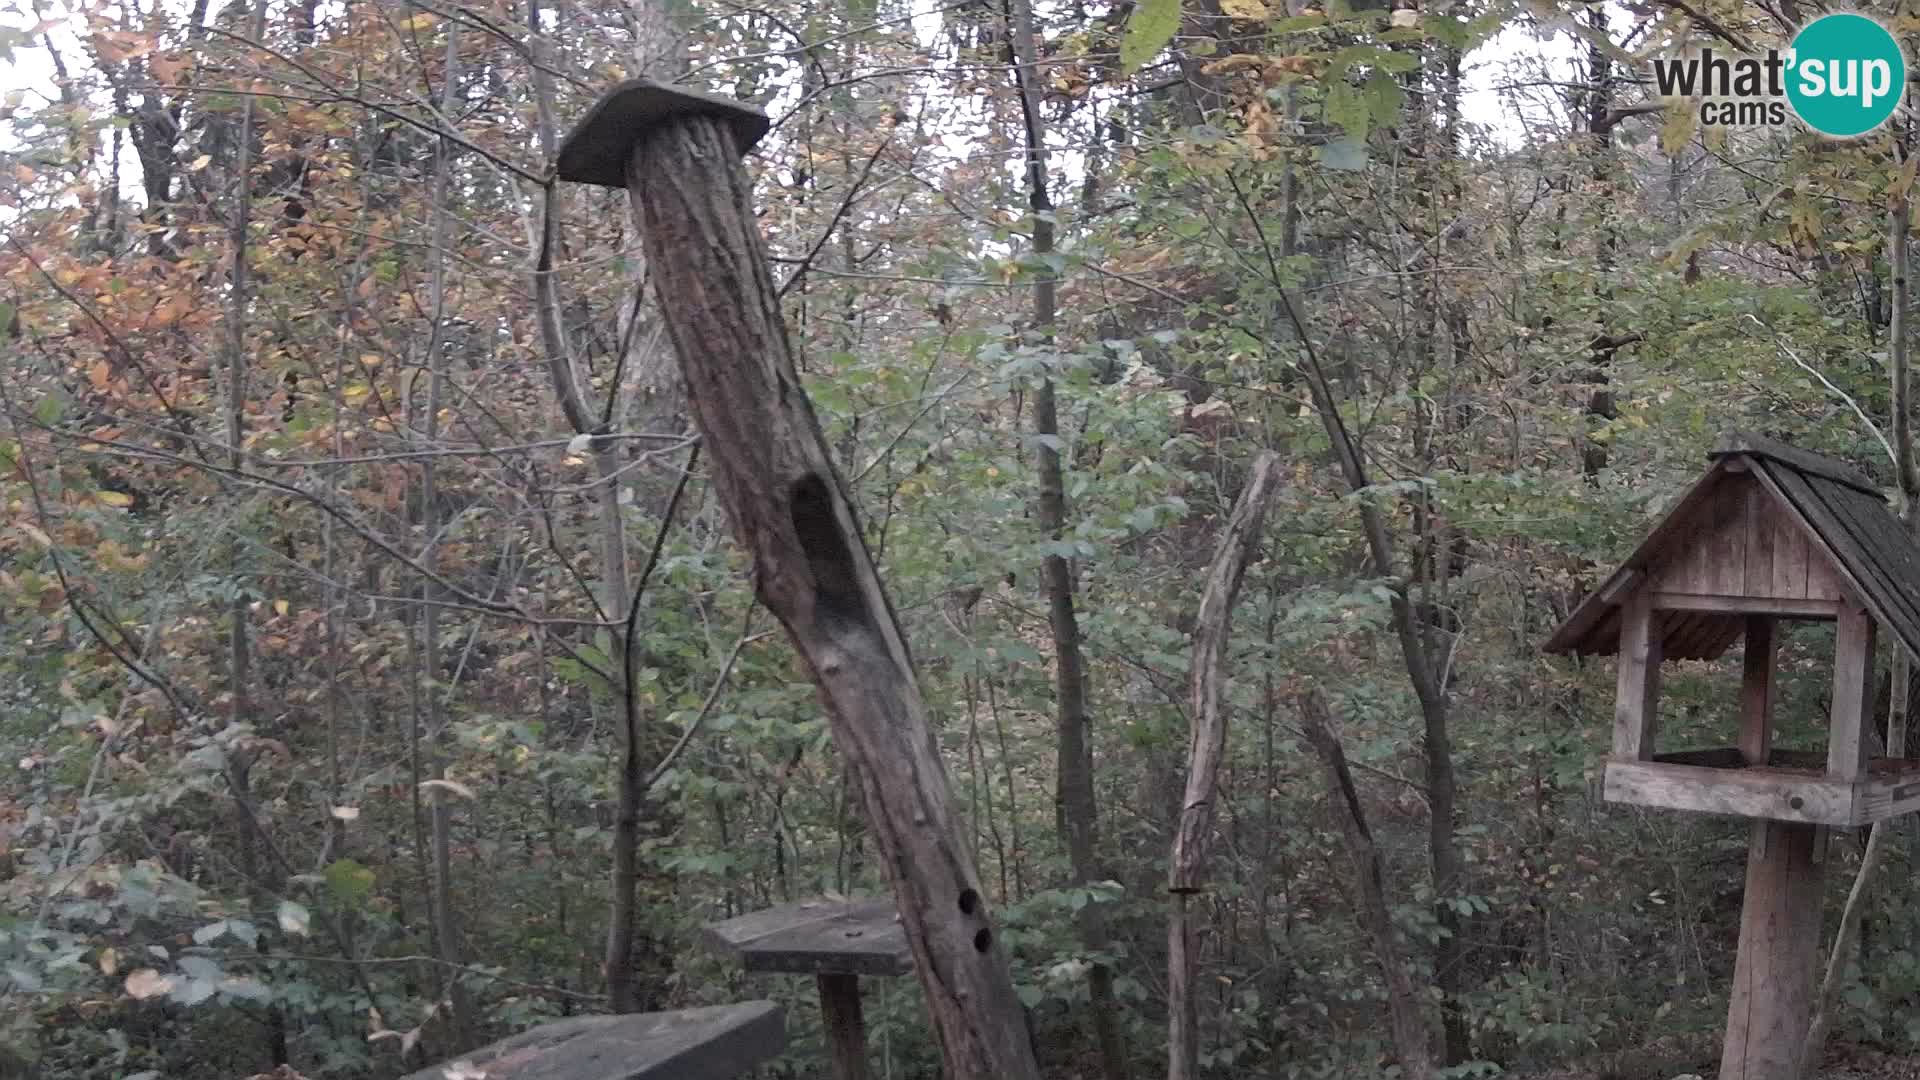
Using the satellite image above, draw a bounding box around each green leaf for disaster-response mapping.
[1120,0,1181,74]
[1324,81,1368,137]
[1320,136,1368,171]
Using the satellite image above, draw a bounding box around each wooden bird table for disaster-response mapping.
[401,1000,784,1080]
[705,898,912,1080]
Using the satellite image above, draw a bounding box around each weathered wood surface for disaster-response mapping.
[704,898,911,977]
[1721,821,1826,1080]
[1740,616,1775,766]
[817,973,871,1080]
[588,99,1039,1079]
[555,79,769,188]
[1606,754,1920,826]
[402,1002,784,1080]
[1611,589,1662,761]
[1168,452,1281,1080]
[1829,605,1877,780]
[1604,759,1851,825]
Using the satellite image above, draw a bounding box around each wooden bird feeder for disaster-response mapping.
[1546,432,1920,1080]
[705,898,912,1080]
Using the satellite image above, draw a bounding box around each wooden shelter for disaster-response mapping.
[1545,432,1920,1080]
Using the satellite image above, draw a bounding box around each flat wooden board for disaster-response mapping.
[402,1002,784,1080]
[705,899,912,977]
[556,79,771,188]
[1605,752,1920,826]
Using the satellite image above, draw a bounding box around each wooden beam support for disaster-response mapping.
[1741,616,1776,766]
[1650,593,1842,619]
[818,974,872,1080]
[1830,604,1877,780]
[1721,821,1825,1080]
[1614,590,1663,761]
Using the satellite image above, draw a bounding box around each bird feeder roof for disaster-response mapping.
[1544,432,1920,664]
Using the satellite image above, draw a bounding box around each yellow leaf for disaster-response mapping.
[273,598,289,616]
[399,12,435,30]
[1221,0,1269,17]
[188,154,211,172]
[94,490,132,508]
[99,948,118,976]
[358,353,384,367]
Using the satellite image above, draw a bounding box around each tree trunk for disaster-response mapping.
[1003,0,1126,1073]
[420,17,474,1049]
[1300,691,1436,1080]
[623,113,1042,1080]
[1169,452,1282,1080]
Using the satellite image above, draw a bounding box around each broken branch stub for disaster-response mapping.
[559,84,1041,1080]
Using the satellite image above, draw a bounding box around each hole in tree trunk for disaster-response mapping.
[789,474,868,631]
[958,888,979,915]
[973,928,992,953]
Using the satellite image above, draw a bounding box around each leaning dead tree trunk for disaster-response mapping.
[557,84,1042,1080]
[1300,691,1436,1080]
[1168,452,1281,1080]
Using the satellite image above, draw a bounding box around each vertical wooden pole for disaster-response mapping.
[1721,820,1826,1080]
[1740,616,1776,766]
[1613,590,1662,760]
[817,974,871,1080]
[1829,604,1877,779]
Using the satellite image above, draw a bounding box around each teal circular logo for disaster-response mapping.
[1786,14,1906,137]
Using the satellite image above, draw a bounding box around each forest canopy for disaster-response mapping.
[3,0,1920,1078]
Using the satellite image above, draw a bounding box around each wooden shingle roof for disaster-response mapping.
[1544,432,1920,665]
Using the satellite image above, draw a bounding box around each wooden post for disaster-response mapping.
[557,83,1042,1080]
[1740,616,1776,766]
[817,974,871,1080]
[1721,821,1826,1080]
[1830,604,1877,779]
[1613,590,1662,760]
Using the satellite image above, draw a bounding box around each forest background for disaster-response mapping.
[2,0,1916,1077]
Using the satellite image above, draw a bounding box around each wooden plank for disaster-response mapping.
[1613,590,1663,760]
[1649,593,1841,618]
[1848,769,1920,824]
[1805,551,1845,601]
[818,973,872,1080]
[706,899,913,978]
[1745,478,1776,596]
[1721,821,1825,1080]
[1602,760,1853,825]
[1709,477,1750,596]
[1770,510,1810,600]
[1741,617,1776,766]
[1819,480,1920,662]
[403,1002,786,1080]
[1829,605,1877,780]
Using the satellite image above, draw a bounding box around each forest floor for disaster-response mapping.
[1517,1041,1920,1079]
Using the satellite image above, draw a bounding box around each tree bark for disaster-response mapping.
[420,17,475,1049]
[624,114,1042,1080]
[1003,0,1126,1073]
[1300,691,1436,1080]
[1169,452,1281,1080]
